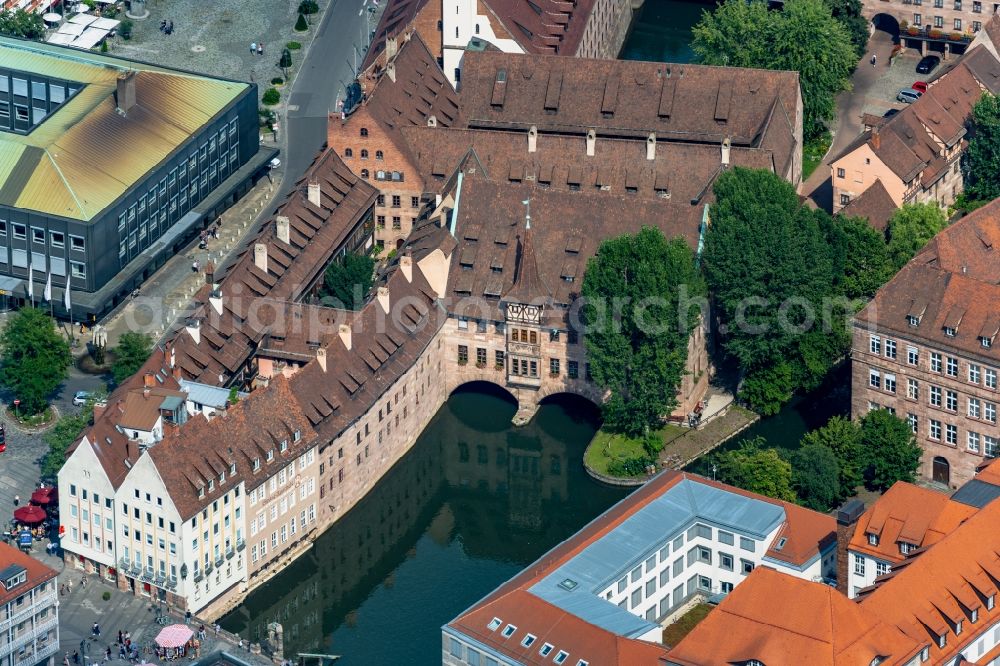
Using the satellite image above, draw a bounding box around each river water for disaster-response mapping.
[620,0,712,63]
[220,384,628,664]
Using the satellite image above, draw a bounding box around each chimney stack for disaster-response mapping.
[316,347,327,372]
[427,115,438,127]
[276,216,290,244]
[721,136,731,167]
[871,127,881,151]
[835,499,865,595]
[254,243,268,273]
[387,62,396,83]
[338,323,352,350]
[528,125,537,153]
[204,261,215,285]
[377,286,390,314]
[185,318,201,345]
[116,71,136,115]
[400,254,413,282]
[307,181,321,208]
[209,285,223,316]
[386,36,398,59]
[586,129,596,157]
[143,373,155,388]
[646,132,656,161]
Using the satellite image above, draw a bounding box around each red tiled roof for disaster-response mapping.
[839,179,897,232]
[0,542,58,607]
[848,482,976,566]
[667,567,922,665]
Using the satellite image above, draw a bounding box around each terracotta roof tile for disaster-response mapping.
[0,542,58,607]
[839,179,897,231]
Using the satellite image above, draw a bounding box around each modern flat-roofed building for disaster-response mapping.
[0,543,59,666]
[0,36,273,318]
[442,471,836,665]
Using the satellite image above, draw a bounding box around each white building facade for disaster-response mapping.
[0,545,59,666]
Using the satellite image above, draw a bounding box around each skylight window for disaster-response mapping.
[774,537,787,551]
[521,634,536,648]
[540,644,554,657]
[501,624,517,638]
[554,651,569,664]
[558,578,578,591]
[487,618,502,631]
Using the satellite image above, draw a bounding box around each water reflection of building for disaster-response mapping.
[221,434,445,655]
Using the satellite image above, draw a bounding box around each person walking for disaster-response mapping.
[13,495,18,506]
[64,653,71,666]
[250,42,256,55]
[871,53,877,67]
[72,651,79,665]
[257,42,263,56]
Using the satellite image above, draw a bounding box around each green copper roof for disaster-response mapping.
[0,36,250,222]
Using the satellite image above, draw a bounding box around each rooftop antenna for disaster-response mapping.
[522,198,531,230]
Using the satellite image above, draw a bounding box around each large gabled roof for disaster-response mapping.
[0,36,249,221]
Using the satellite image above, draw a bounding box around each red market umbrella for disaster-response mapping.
[13,505,46,525]
[30,488,54,505]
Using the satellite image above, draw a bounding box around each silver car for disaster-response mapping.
[897,88,922,104]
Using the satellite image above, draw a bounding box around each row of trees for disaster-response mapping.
[704,168,946,415]
[0,9,45,40]
[692,0,864,139]
[711,411,922,511]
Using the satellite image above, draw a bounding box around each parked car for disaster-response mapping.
[916,56,940,74]
[72,390,93,406]
[883,108,900,118]
[897,88,923,104]
[912,81,928,93]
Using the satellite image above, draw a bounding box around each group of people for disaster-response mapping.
[159,20,174,35]
[250,41,265,56]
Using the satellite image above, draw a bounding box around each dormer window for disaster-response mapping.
[208,480,214,492]
[971,608,979,623]
[267,449,274,462]
[907,315,921,327]
[198,487,205,499]
[867,532,879,546]
[293,430,301,442]
[938,633,947,648]
[280,439,288,452]
[982,337,993,349]
[899,541,915,555]
[1,568,26,590]
[253,458,261,471]
[944,326,957,337]
[988,595,996,610]
[219,472,225,484]
[955,619,963,635]
[230,463,236,475]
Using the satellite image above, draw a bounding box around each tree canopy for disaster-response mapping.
[112,331,153,384]
[860,409,922,491]
[0,9,45,40]
[966,92,1000,201]
[791,442,841,511]
[320,253,375,310]
[0,308,70,415]
[800,415,864,495]
[582,227,706,435]
[692,0,857,138]
[825,215,895,300]
[711,437,797,502]
[42,402,97,480]
[823,0,869,58]
[886,203,948,270]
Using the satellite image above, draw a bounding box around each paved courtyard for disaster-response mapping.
[108,0,334,103]
[859,48,960,118]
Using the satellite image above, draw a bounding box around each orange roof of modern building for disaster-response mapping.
[859,497,1000,663]
[848,482,977,565]
[0,542,58,607]
[666,567,922,665]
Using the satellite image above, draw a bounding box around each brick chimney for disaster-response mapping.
[307,181,321,208]
[276,216,290,244]
[204,261,215,284]
[871,127,881,151]
[254,243,268,273]
[835,499,865,595]
[143,372,155,388]
[116,71,136,115]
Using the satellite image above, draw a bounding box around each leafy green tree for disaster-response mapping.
[860,410,922,491]
[0,308,70,415]
[712,438,797,502]
[886,203,948,269]
[823,0,869,57]
[111,331,153,384]
[791,442,841,510]
[801,415,864,495]
[298,0,319,14]
[0,9,45,39]
[692,0,857,138]
[582,227,706,435]
[966,92,1000,201]
[321,252,375,310]
[42,402,96,480]
[825,214,895,299]
[704,168,844,412]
